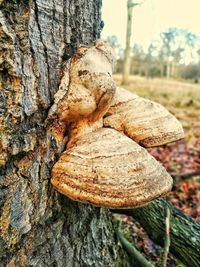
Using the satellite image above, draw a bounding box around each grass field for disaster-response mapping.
[114,75,200,140]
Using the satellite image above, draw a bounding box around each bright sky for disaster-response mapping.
[101,0,200,50]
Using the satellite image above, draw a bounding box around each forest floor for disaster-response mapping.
[114,75,200,267]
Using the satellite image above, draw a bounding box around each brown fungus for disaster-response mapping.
[104,87,184,147]
[50,40,179,208]
[55,39,117,125]
[47,40,117,145]
[51,128,173,208]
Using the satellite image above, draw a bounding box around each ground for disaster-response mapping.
[114,75,200,266]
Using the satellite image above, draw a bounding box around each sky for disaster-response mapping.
[101,0,200,51]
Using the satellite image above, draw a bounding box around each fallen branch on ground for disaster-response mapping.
[112,198,200,267]
[116,229,154,267]
[172,171,200,181]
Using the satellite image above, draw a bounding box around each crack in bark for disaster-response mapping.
[33,0,50,96]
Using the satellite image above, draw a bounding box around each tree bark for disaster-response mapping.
[113,198,200,267]
[0,1,127,266]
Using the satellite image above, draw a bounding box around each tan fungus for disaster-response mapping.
[51,128,173,208]
[50,40,180,208]
[104,87,184,147]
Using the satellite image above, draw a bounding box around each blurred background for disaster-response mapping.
[102,0,200,81]
[102,1,200,265]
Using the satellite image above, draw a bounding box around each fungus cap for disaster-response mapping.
[104,87,184,147]
[51,128,173,208]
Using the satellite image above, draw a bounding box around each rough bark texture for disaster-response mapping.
[0,1,126,266]
[114,198,200,267]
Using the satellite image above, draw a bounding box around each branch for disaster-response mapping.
[162,206,170,267]
[128,0,143,8]
[172,171,200,181]
[116,229,154,267]
[129,3,141,8]
[112,198,200,267]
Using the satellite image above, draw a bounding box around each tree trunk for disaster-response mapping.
[113,198,200,267]
[0,1,127,266]
[122,1,140,85]
[122,1,134,85]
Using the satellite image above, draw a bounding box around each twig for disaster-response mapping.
[172,171,200,181]
[162,206,170,267]
[116,229,154,267]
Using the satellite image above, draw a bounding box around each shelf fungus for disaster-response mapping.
[50,40,182,209]
[51,128,173,208]
[104,87,184,147]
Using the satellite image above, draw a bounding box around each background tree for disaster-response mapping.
[160,27,178,79]
[122,0,140,84]
[130,43,145,76]
[106,35,124,73]
[114,26,200,81]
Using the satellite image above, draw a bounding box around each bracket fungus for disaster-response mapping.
[104,87,184,147]
[51,128,172,208]
[49,40,183,209]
